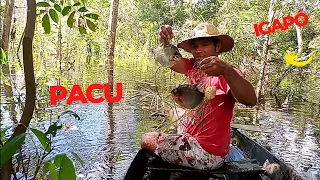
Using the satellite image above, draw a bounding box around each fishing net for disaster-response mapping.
[153,56,220,135]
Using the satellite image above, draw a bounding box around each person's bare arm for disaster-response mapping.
[222,66,257,106]
[200,57,257,106]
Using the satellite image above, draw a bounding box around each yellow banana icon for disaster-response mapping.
[285,51,314,67]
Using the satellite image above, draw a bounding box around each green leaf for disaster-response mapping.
[67,11,76,28]
[73,2,81,6]
[50,0,56,3]
[45,122,63,137]
[84,13,98,20]
[49,9,59,23]
[1,133,26,166]
[79,26,87,34]
[54,154,63,167]
[42,14,51,34]
[43,161,50,174]
[43,161,58,180]
[58,154,76,180]
[71,152,84,166]
[54,4,62,12]
[30,128,51,152]
[86,19,96,32]
[78,7,88,12]
[0,48,7,64]
[37,2,51,7]
[61,6,71,16]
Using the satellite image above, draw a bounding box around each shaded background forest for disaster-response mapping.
[1,0,320,179]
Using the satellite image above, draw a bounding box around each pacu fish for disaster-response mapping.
[153,43,182,67]
[171,84,217,109]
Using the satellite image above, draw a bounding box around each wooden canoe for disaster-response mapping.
[124,128,304,180]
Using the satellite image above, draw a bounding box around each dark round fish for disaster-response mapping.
[171,84,204,109]
[154,43,182,67]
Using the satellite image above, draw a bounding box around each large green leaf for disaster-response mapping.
[1,47,7,64]
[49,9,59,23]
[79,26,87,34]
[67,11,76,28]
[58,154,76,180]
[37,2,50,7]
[43,161,58,180]
[54,4,62,12]
[1,133,26,166]
[30,128,51,152]
[78,7,88,12]
[54,154,64,167]
[86,19,96,32]
[42,14,51,34]
[61,6,71,16]
[71,152,84,166]
[84,13,99,20]
[43,161,50,174]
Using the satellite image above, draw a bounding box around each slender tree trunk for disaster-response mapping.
[295,22,304,86]
[295,23,303,55]
[106,0,119,95]
[1,0,36,179]
[255,0,275,106]
[86,41,92,64]
[270,11,304,104]
[58,16,62,86]
[1,0,15,104]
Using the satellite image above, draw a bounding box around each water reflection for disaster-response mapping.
[236,101,320,180]
[106,103,116,179]
[1,67,320,180]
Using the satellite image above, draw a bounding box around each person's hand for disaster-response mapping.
[159,25,174,44]
[199,56,231,76]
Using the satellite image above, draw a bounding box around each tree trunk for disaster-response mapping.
[255,0,275,106]
[295,22,304,86]
[295,23,303,55]
[1,0,15,104]
[1,0,36,179]
[106,0,119,96]
[86,41,92,64]
[269,12,304,104]
[58,16,62,86]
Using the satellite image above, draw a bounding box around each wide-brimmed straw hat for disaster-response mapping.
[177,23,234,54]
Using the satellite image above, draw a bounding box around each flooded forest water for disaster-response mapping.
[1,60,320,180]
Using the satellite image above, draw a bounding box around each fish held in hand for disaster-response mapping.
[154,43,182,67]
[171,85,216,109]
[171,84,204,109]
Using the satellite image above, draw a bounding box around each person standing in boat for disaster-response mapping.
[141,23,257,170]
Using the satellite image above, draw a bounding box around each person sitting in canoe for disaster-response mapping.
[141,23,257,170]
